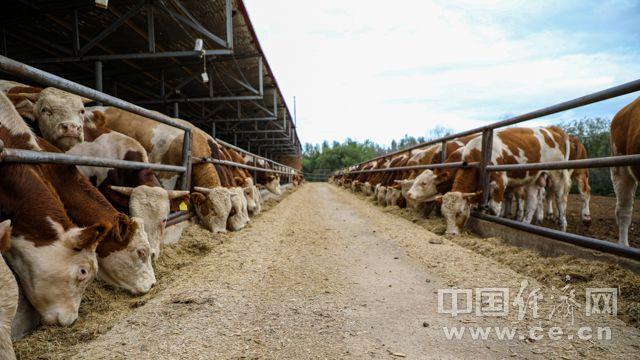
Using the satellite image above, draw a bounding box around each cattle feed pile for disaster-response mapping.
[0,81,303,359]
[11,186,298,359]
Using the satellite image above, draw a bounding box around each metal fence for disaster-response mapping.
[0,56,300,225]
[334,78,640,261]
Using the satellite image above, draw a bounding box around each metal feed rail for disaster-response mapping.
[335,78,640,261]
[0,56,193,190]
[0,57,298,227]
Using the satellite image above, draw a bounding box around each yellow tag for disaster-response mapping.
[179,202,188,211]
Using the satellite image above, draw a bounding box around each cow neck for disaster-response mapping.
[36,138,131,256]
[83,123,110,142]
[0,163,75,246]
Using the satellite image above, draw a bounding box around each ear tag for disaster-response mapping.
[179,202,188,211]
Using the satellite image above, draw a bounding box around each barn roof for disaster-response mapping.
[0,0,301,157]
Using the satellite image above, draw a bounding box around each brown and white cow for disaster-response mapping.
[542,135,592,225]
[0,92,105,325]
[86,107,232,233]
[404,135,480,208]
[245,155,282,195]
[0,220,17,360]
[1,80,89,151]
[70,111,190,258]
[610,96,640,246]
[437,126,571,235]
[37,138,156,295]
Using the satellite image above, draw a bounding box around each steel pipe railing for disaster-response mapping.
[473,212,640,261]
[334,77,640,259]
[193,157,297,176]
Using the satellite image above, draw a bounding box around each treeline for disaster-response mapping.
[303,118,615,196]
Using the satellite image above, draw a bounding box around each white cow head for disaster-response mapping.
[406,170,446,204]
[385,187,403,206]
[96,217,156,295]
[436,191,482,236]
[8,87,89,151]
[376,186,388,206]
[5,220,105,326]
[238,177,259,215]
[265,174,281,195]
[192,187,233,233]
[363,182,373,196]
[228,187,250,231]
[110,185,190,260]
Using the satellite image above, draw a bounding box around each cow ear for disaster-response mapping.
[7,93,38,121]
[169,194,190,212]
[435,171,448,181]
[234,176,244,186]
[434,195,444,204]
[463,191,483,202]
[190,192,206,206]
[0,220,12,252]
[88,110,107,128]
[74,223,109,251]
[109,186,134,198]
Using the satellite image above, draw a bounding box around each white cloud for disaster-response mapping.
[244,0,640,146]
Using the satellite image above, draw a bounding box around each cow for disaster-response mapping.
[245,155,282,195]
[404,135,480,208]
[0,220,17,360]
[214,143,261,216]
[610,96,640,246]
[86,107,232,233]
[542,136,592,226]
[436,126,571,235]
[1,80,89,151]
[37,139,156,296]
[69,111,190,258]
[0,92,106,325]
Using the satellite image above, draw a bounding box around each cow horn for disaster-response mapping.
[109,185,134,196]
[193,186,212,194]
[166,190,190,199]
[462,191,482,199]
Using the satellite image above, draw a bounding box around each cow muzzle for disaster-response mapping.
[57,122,83,139]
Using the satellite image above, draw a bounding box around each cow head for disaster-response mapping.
[376,186,388,206]
[237,177,260,215]
[110,185,190,260]
[363,182,373,196]
[406,170,447,204]
[227,187,250,231]
[97,217,156,295]
[6,220,106,326]
[8,87,89,151]
[265,174,281,195]
[385,187,403,207]
[436,191,482,235]
[192,187,233,233]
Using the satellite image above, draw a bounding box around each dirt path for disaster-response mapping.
[62,184,639,359]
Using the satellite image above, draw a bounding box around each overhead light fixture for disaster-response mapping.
[194,39,204,52]
[201,71,209,84]
[95,0,108,9]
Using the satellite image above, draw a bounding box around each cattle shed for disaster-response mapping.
[0,0,301,160]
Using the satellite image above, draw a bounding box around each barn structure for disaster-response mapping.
[0,0,301,164]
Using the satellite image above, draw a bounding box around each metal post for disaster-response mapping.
[177,130,192,190]
[173,102,179,118]
[258,56,263,95]
[72,9,80,55]
[225,0,233,49]
[94,61,103,92]
[479,129,493,210]
[211,122,216,137]
[441,140,447,163]
[147,2,156,53]
[293,96,297,125]
[160,70,165,97]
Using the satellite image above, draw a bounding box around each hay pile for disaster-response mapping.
[13,187,297,360]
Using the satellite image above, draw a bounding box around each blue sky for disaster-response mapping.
[243,0,640,146]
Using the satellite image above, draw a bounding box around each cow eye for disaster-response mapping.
[41,107,50,115]
[80,109,85,114]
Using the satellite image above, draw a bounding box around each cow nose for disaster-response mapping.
[57,311,78,326]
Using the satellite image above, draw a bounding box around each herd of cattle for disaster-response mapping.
[331,96,640,248]
[0,81,303,358]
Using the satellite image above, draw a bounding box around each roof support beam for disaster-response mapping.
[28,49,233,64]
[79,1,146,56]
[160,0,228,48]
